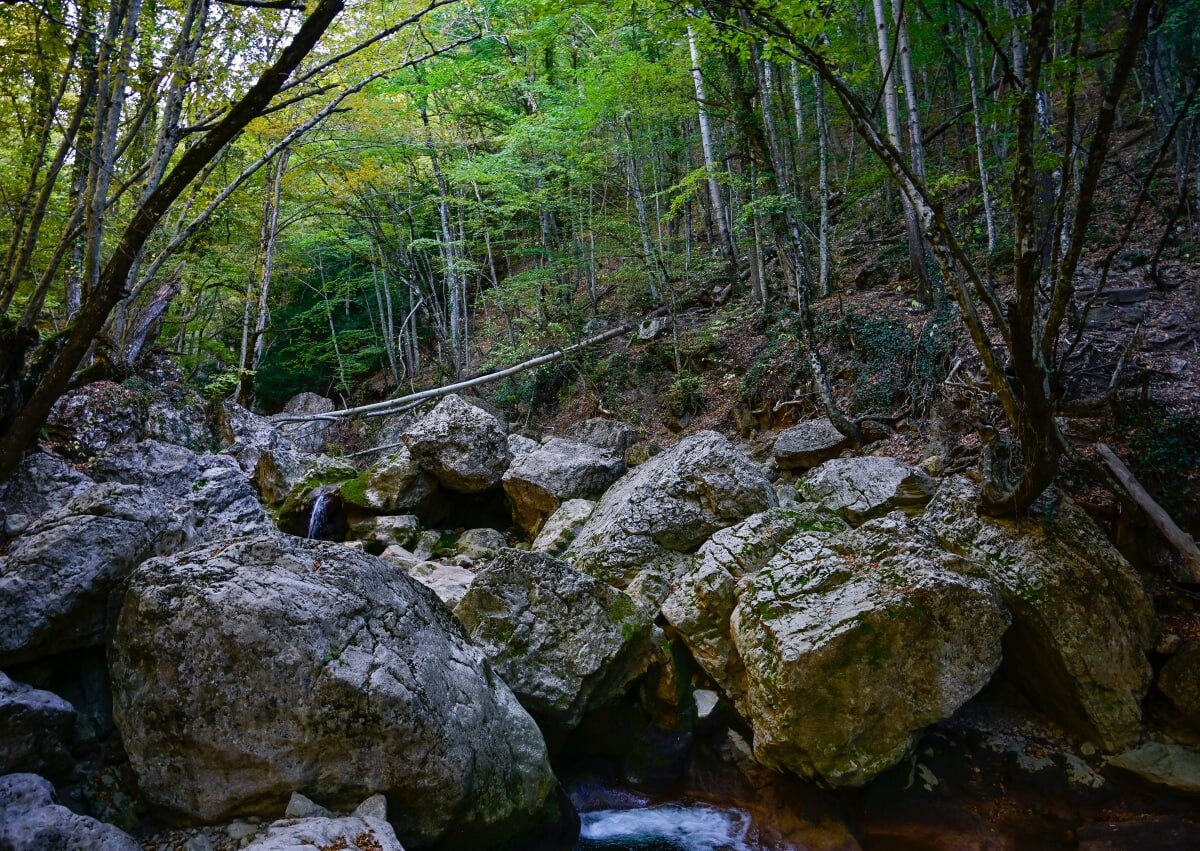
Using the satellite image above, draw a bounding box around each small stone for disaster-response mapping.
[1157,633,1184,656]
[352,793,387,820]
[1081,742,1097,756]
[227,821,258,841]
[694,689,719,722]
[284,792,330,819]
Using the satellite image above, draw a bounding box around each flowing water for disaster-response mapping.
[576,802,759,851]
[306,489,335,540]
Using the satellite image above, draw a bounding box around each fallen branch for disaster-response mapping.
[1097,442,1200,583]
[272,311,664,424]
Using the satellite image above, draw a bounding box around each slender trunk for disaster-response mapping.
[423,105,464,378]
[961,10,996,254]
[688,26,737,271]
[623,116,664,303]
[813,74,832,295]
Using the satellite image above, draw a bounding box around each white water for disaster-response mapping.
[306,490,334,540]
[577,803,756,850]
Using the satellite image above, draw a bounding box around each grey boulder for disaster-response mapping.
[275,392,337,453]
[245,815,405,851]
[109,534,559,848]
[502,438,625,534]
[88,438,201,498]
[403,395,511,493]
[456,550,656,728]
[732,514,1009,785]
[0,673,75,776]
[0,773,138,851]
[187,456,273,541]
[566,431,776,589]
[340,446,436,514]
[922,476,1155,751]
[0,483,190,665]
[531,499,595,556]
[0,452,94,538]
[772,418,850,471]
[798,456,933,524]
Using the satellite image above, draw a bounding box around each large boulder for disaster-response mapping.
[1159,642,1200,733]
[275,392,337,453]
[187,455,273,541]
[109,534,561,848]
[662,505,848,700]
[402,395,511,493]
[0,483,190,666]
[0,773,138,851]
[731,514,1009,786]
[502,438,625,534]
[0,452,93,540]
[0,673,75,776]
[348,514,421,552]
[455,550,656,728]
[772,418,851,471]
[532,499,595,556]
[798,456,933,524]
[922,476,1155,751]
[88,439,201,498]
[45,381,148,456]
[338,446,436,515]
[564,418,639,455]
[565,431,776,590]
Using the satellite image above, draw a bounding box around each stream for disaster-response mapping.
[576,802,757,850]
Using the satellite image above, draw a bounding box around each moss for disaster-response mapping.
[337,474,371,508]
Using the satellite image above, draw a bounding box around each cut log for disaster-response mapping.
[1097,443,1200,583]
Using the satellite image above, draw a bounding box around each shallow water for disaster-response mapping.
[576,802,758,851]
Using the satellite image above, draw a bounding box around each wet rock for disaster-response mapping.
[110,534,559,848]
[798,456,933,524]
[923,476,1155,751]
[566,431,776,590]
[532,499,595,556]
[403,395,511,493]
[772,418,851,471]
[0,673,75,776]
[456,549,656,728]
[0,773,138,850]
[732,514,1009,786]
[503,438,625,534]
[0,483,190,666]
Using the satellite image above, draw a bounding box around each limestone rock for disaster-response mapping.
[1107,743,1200,793]
[407,561,477,608]
[89,439,201,498]
[456,549,656,728]
[218,402,309,506]
[245,816,405,851]
[798,456,933,524]
[732,514,1009,786]
[502,438,625,533]
[403,395,512,493]
[564,418,639,455]
[340,446,436,514]
[0,673,75,776]
[187,456,273,541]
[532,499,595,556]
[662,505,847,699]
[923,476,1155,751]
[0,773,138,851]
[45,381,147,456]
[110,534,558,848]
[348,515,421,552]
[772,418,851,471]
[0,483,189,666]
[566,431,776,589]
[275,392,336,453]
[1159,642,1200,732]
[508,433,541,459]
[456,527,507,558]
[0,452,94,536]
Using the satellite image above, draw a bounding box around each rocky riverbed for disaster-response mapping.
[2,379,1198,849]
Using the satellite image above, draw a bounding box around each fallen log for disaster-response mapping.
[271,311,664,425]
[1097,442,1200,583]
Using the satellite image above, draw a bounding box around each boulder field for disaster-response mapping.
[0,385,1190,847]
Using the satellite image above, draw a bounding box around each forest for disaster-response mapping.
[2,0,1200,848]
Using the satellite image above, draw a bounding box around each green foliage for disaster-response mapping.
[664,374,705,417]
[1116,400,1200,516]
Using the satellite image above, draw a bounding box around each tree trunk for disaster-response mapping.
[688,25,737,272]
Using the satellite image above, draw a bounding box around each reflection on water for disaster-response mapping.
[577,803,757,851]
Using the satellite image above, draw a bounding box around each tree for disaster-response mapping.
[707,0,1154,515]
